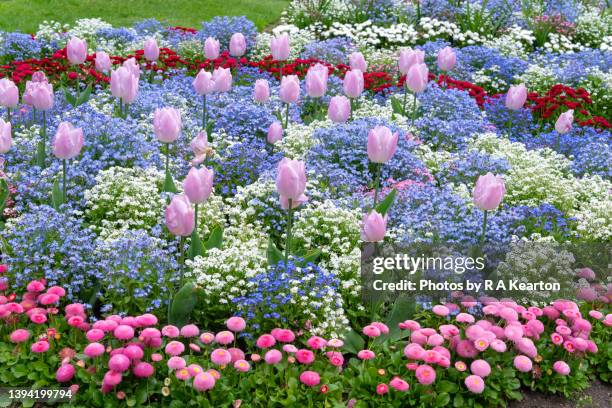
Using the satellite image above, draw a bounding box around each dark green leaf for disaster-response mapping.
[51,178,63,210]
[168,281,198,327]
[390,96,404,115]
[63,87,77,106]
[77,84,92,105]
[342,329,365,354]
[267,238,283,267]
[375,188,397,215]
[205,226,223,250]
[188,230,204,259]
[0,179,8,214]
[162,170,177,193]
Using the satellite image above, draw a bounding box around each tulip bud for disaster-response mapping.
[473,173,505,211]
[52,122,84,160]
[555,110,574,134]
[253,79,270,103]
[0,118,12,153]
[437,47,456,72]
[212,67,232,93]
[0,78,19,108]
[229,33,247,57]
[110,67,139,104]
[270,33,290,61]
[367,125,398,163]
[204,37,220,60]
[349,52,367,72]
[123,57,140,79]
[267,122,283,144]
[343,69,364,99]
[361,211,387,242]
[24,81,54,111]
[275,158,306,200]
[183,167,214,204]
[405,63,428,94]
[66,37,87,65]
[398,49,424,74]
[505,84,527,110]
[193,69,215,95]
[165,194,195,237]
[144,38,160,62]
[305,64,328,98]
[279,75,300,104]
[190,131,211,165]
[153,107,182,143]
[95,51,111,73]
[328,95,351,123]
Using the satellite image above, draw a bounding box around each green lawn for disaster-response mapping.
[0,0,290,33]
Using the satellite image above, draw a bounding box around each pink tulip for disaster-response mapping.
[212,67,232,93]
[52,122,83,160]
[122,57,140,79]
[305,63,328,98]
[183,166,214,204]
[279,194,308,210]
[0,119,12,153]
[505,84,528,110]
[299,371,320,387]
[555,110,573,134]
[56,364,76,382]
[190,131,210,165]
[437,46,456,71]
[230,33,247,57]
[367,125,398,163]
[473,172,505,211]
[24,80,54,111]
[465,375,485,393]
[270,33,290,61]
[153,107,182,143]
[398,49,424,74]
[193,69,215,95]
[328,95,351,123]
[405,63,428,93]
[267,121,283,144]
[95,51,111,73]
[343,69,364,98]
[349,52,367,72]
[165,194,195,237]
[144,38,160,62]
[204,37,220,60]
[279,75,300,104]
[0,78,19,108]
[253,79,270,102]
[361,210,387,242]
[275,158,306,200]
[66,37,87,65]
[110,67,138,104]
[193,372,216,391]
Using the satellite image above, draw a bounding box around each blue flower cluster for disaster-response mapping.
[0,32,42,61]
[196,16,257,54]
[300,38,354,65]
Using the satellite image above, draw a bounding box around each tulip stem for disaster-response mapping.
[62,159,67,204]
[284,199,293,266]
[178,236,185,284]
[480,210,488,245]
[194,203,199,233]
[37,111,47,168]
[402,83,408,116]
[6,108,10,123]
[202,95,208,138]
[411,93,417,127]
[284,103,289,129]
[165,143,170,179]
[350,98,354,121]
[373,163,382,207]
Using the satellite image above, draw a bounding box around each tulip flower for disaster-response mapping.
[0,78,18,121]
[276,158,307,263]
[267,121,283,144]
[183,166,214,257]
[193,69,215,134]
[122,57,140,79]
[328,95,351,123]
[94,51,111,73]
[554,109,573,149]
[398,49,424,74]
[204,37,220,60]
[24,80,54,167]
[144,38,160,62]
[505,84,527,111]
[52,122,84,204]
[212,67,232,93]
[305,64,328,98]
[367,125,398,205]
[253,79,270,103]
[0,118,11,154]
[473,172,505,243]
[270,33,290,61]
[229,33,247,57]
[110,66,139,116]
[165,194,195,275]
[437,46,456,87]
[404,63,428,125]
[361,210,387,242]
[279,75,300,128]
[66,37,87,65]
[343,69,364,99]
[349,52,368,72]
[154,107,182,192]
[190,131,213,166]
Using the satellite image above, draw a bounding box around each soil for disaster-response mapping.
[509,380,612,408]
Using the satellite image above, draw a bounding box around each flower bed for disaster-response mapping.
[0,2,611,406]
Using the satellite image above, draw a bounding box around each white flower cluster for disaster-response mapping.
[574,8,612,48]
[251,25,315,60]
[515,64,558,94]
[484,25,535,58]
[320,20,418,48]
[84,166,165,239]
[543,33,583,54]
[35,20,70,42]
[569,175,612,241]
[472,65,509,94]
